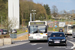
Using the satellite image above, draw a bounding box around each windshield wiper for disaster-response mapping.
[38,30,44,33]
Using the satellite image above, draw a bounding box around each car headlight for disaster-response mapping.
[49,39,52,41]
[62,39,66,41]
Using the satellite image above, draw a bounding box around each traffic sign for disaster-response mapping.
[10,33,17,39]
[59,22,65,27]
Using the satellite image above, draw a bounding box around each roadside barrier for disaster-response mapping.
[3,38,12,45]
[0,39,4,46]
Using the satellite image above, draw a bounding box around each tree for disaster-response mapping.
[3,0,8,3]
[20,0,47,25]
[35,4,47,20]
[52,5,58,18]
[0,0,8,25]
[44,4,51,15]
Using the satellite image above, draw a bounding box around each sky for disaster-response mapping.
[33,0,75,12]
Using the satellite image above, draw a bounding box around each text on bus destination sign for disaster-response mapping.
[30,22,45,25]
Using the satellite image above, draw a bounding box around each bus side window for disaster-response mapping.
[45,26,47,33]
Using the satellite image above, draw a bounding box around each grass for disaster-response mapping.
[0,34,10,38]
[0,29,28,38]
[17,29,28,34]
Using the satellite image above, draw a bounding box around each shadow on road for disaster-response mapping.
[30,40,48,43]
[49,44,67,46]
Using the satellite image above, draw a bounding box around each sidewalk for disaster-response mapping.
[0,40,29,49]
[0,32,28,49]
[13,33,28,41]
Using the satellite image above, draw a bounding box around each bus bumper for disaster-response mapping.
[28,36,47,41]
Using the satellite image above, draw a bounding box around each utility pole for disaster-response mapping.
[30,13,32,21]
[33,13,36,21]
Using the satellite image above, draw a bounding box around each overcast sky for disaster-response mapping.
[33,0,75,12]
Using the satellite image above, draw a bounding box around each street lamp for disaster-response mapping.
[69,16,71,24]
[32,10,36,12]
[31,10,36,21]
[30,13,32,21]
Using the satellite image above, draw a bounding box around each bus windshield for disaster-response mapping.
[29,26,47,33]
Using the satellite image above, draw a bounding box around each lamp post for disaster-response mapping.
[31,10,36,21]
[30,13,32,21]
[69,16,71,24]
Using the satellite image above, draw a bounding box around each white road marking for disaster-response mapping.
[67,40,75,49]
[0,41,29,49]
[37,47,42,50]
[31,43,37,45]
[68,36,72,38]
[70,39,73,40]
[54,46,66,48]
[54,40,75,49]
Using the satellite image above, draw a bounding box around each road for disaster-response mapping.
[0,32,75,50]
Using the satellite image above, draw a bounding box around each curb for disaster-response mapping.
[0,41,29,49]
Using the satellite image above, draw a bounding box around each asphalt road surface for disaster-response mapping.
[0,32,75,50]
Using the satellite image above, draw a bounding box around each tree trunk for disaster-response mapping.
[21,12,23,26]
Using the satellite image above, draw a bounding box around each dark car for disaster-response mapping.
[12,29,17,33]
[48,32,67,46]
[3,29,8,34]
[59,28,63,32]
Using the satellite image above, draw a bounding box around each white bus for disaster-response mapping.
[28,20,48,42]
[64,24,72,35]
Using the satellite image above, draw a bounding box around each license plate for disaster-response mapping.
[60,30,62,32]
[54,40,60,43]
[33,36,43,39]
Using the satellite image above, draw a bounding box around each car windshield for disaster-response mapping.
[50,33,65,37]
[29,26,47,33]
